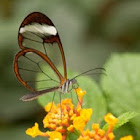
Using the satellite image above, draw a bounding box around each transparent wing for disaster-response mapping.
[20,33,65,79]
[14,48,62,92]
[18,12,67,82]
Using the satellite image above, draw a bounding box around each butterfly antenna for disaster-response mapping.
[85,72,107,76]
[73,67,106,79]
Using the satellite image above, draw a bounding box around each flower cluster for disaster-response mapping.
[78,113,118,140]
[26,87,133,140]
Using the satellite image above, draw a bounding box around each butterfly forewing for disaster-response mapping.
[14,12,67,99]
[18,12,67,80]
[21,33,65,79]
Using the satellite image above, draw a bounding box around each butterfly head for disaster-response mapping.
[70,78,79,90]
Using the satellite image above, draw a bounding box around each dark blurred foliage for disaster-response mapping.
[0,0,139,139]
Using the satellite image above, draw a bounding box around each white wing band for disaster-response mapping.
[20,23,57,36]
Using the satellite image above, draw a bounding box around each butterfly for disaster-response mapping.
[14,12,104,101]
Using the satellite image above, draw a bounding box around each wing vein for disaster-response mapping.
[37,62,59,83]
[26,79,52,83]
[19,67,41,73]
[23,56,59,83]
[24,37,43,44]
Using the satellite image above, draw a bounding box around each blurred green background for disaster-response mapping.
[0,0,140,139]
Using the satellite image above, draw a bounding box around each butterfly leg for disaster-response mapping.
[70,91,74,105]
[76,92,82,107]
[68,88,81,106]
[49,92,56,112]
[59,92,62,121]
[74,84,82,107]
[67,88,73,104]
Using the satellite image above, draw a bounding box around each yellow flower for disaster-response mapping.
[48,131,62,140]
[92,123,99,131]
[98,129,105,136]
[80,108,92,122]
[75,87,86,98]
[43,99,73,134]
[67,125,74,132]
[73,116,86,132]
[76,106,82,114]
[42,88,87,135]
[61,98,73,107]
[120,135,133,140]
[25,87,133,140]
[78,113,118,140]
[104,113,118,126]
[78,136,90,140]
[26,123,46,138]
[44,102,56,112]
[108,132,115,140]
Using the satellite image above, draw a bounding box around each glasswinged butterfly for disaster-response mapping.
[14,12,104,101]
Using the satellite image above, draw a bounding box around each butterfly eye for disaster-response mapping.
[72,82,79,89]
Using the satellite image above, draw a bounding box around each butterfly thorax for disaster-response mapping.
[61,79,78,94]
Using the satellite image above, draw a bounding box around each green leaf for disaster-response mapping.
[101,53,140,137]
[37,66,107,125]
[103,112,139,130]
[66,130,80,140]
[115,112,139,130]
[114,123,137,140]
